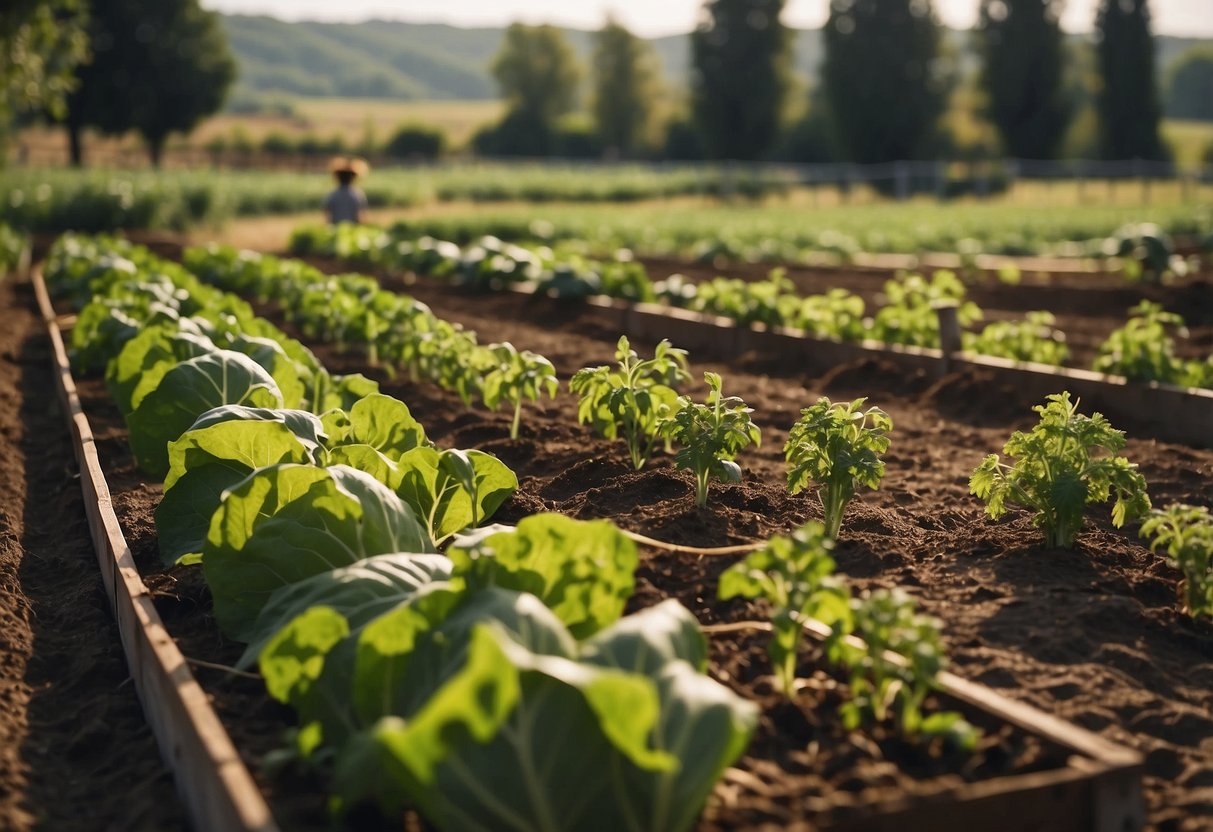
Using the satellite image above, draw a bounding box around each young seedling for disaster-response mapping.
[569,336,690,470]
[481,342,558,439]
[784,397,893,538]
[671,372,761,507]
[830,588,979,751]
[1141,504,1213,620]
[970,392,1151,549]
[719,522,850,696]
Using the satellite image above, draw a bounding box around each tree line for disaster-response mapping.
[477,0,1183,165]
[1,0,1207,167]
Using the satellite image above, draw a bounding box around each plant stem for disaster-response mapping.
[510,399,522,440]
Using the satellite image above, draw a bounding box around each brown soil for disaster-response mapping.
[61,243,1213,830]
[0,271,184,830]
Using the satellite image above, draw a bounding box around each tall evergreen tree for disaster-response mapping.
[690,0,791,161]
[1095,0,1166,160]
[821,0,951,164]
[482,23,582,156]
[977,0,1072,159]
[592,16,661,158]
[65,0,235,166]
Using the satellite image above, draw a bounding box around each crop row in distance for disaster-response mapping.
[289,223,1213,389]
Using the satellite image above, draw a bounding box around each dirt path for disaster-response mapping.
[0,270,183,831]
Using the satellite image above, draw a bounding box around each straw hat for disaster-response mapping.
[329,156,369,177]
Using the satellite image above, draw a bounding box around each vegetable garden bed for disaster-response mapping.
[35,238,1213,830]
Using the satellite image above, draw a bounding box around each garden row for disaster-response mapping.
[349,202,1213,265]
[288,224,1213,390]
[0,166,788,233]
[48,233,1055,830]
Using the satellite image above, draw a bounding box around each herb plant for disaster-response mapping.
[481,342,559,439]
[784,397,893,538]
[1092,301,1189,384]
[1140,504,1213,620]
[831,589,978,750]
[671,372,761,507]
[718,522,850,695]
[970,392,1151,548]
[569,336,690,469]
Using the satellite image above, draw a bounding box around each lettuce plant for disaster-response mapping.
[670,372,761,507]
[970,392,1151,548]
[1141,504,1213,619]
[784,397,893,538]
[569,336,690,469]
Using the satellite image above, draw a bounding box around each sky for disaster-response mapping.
[199,0,1213,38]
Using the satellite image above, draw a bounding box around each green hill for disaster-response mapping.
[221,14,1208,107]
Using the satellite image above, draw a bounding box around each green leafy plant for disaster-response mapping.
[784,397,893,538]
[869,270,982,348]
[970,392,1151,548]
[569,336,690,469]
[963,311,1070,366]
[1140,504,1213,619]
[718,522,850,695]
[481,342,559,439]
[831,589,978,750]
[670,372,761,507]
[1092,301,1192,385]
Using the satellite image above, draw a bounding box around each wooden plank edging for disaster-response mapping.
[32,267,278,832]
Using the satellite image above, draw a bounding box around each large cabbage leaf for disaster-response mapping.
[237,552,452,669]
[127,350,284,478]
[202,464,432,639]
[448,513,638,639]
[328,598,755,832]
[156,407,328,566]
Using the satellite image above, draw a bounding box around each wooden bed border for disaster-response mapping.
[32,267,278,832]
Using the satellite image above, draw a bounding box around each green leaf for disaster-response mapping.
[448,514,639,639]
[239,553,452,669]
[395,447,518,544]
[127,350,285,478]
[338,393,426,459]
[202,464,433,640]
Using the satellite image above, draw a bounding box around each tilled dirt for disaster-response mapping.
[0,271,183,831]
[66,250,1213,830]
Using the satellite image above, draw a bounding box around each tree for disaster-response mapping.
[0,0,88,151]
[65,0,235,166]
[592,17,661,158]
[690,0,791,161]
[1164,46,1213,122]
[821,0,952,164]
[483,23,581,156]
[1095,0,1166,161]
[977,0,1072,159]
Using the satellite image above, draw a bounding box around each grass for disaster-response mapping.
[1162,119,1213,168]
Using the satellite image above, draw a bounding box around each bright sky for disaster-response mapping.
[200,0,1213,37]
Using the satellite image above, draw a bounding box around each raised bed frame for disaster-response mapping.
[33,263,1148,831]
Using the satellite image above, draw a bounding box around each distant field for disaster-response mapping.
[1163,120,1213,168]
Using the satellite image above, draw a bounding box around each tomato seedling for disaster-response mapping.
[970,392,1151,548]
[670,372,760,507]
[784,396,893,538]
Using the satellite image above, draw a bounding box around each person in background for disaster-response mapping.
[324,157,369,225]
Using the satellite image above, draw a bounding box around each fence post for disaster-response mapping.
[934,302,961,376]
